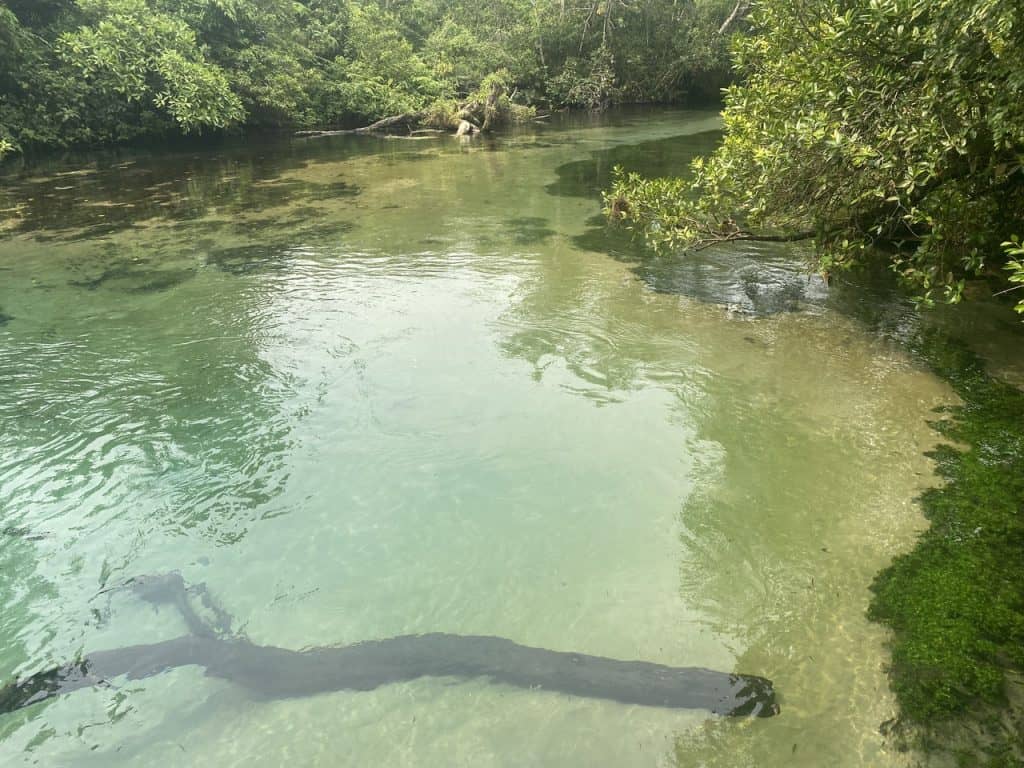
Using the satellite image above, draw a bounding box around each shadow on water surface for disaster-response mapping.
[505,216,557,245]
[543,131,835,317]
[575,215,831,317]
[545,129,721,200]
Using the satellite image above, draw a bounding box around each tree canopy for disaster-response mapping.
[0,0,738,159]
[606,0,1024,313]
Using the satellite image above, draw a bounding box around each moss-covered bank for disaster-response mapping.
[869,332,1024,766]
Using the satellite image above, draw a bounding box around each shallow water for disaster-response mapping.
[0,109,1017,766]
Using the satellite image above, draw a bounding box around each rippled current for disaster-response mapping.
[1,109,1019,766]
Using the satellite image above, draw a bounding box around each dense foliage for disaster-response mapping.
[606,0,1024,312]
[0,0,737,158]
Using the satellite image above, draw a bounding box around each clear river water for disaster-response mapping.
[1,109,1022,767]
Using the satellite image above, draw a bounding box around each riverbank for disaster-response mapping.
[868,330,1024,766]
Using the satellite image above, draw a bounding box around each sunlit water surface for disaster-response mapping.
[1,109,1019,767]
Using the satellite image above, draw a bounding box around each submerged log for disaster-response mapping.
[0,633,780,717]
[0,572,780,718]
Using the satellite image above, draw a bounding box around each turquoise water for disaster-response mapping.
[1,109,1018,766]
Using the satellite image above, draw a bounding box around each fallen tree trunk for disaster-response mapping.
[310,87,522,137]
[354,111,427,134]
[294,129,353,138]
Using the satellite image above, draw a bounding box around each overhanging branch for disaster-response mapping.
[689,228,816,251]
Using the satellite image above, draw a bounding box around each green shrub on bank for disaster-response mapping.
[606,0,1024,314]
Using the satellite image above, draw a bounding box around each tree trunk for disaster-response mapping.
[481,79,505,133]
[354,112,426,134]
[718,1,750,34]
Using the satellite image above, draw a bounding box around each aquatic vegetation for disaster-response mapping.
[869,331,1024,763]
[0,154,363,240]
[304,181,362,202]
[505,217,556,246]
[69,264,197,293]
[205,244,291,276]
